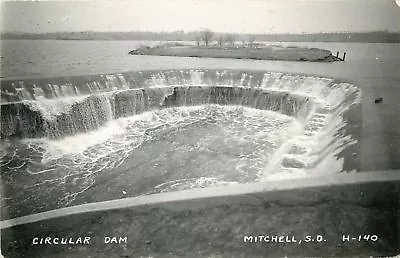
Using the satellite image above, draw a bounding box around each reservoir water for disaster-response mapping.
[1,40,400,81]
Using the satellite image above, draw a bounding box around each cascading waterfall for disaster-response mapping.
[1,85,314,139]
[0,69,361,219]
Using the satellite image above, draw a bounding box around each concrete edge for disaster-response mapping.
[1,170,399,229]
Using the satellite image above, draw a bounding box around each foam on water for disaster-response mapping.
[153,177,240,193]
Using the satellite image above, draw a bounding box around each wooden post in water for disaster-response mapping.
[336,51,339,58]
[342,52,346,61]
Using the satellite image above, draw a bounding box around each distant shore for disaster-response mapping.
[128,44,342,62]
[1,31,399,43]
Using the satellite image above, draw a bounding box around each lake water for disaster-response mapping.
[1,40,399,81]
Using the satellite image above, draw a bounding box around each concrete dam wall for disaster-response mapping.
[2,86,313,139]
[0,69,362,220]
[1,70,360,139]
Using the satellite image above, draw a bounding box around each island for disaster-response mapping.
[128,43,343,62]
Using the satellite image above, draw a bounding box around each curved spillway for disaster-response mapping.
[0,69,361,219]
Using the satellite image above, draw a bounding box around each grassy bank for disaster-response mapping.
[129,44,342,62]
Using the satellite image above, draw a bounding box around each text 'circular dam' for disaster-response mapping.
[0,69,361,220]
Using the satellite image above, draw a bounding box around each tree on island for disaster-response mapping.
[248,35,256,47]
[225,34,236,47]
[240,36,247,47]
[200,29,214,46]
[217,35,224,46]
[195,33,201,47]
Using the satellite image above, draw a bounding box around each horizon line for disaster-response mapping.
[2,30,400,35]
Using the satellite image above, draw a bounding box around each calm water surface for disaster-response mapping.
[1,40,399,81]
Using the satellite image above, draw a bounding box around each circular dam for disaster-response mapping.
[0,69,361,220]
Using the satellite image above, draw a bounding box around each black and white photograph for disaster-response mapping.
[0,0,399,257]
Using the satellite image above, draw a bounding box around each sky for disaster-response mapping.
[1,0,400,34]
